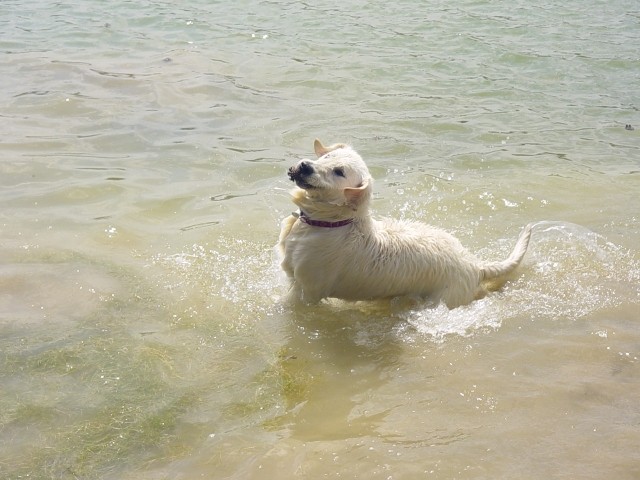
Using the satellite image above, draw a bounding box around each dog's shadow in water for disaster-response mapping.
[269,300,410,441]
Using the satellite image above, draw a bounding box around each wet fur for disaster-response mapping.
[279,139,532,308]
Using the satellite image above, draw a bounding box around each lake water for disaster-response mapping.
[1,0,639,478]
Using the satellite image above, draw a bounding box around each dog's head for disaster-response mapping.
[288,139,373,217]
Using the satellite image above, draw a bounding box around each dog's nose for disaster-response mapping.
[298,160,313,176]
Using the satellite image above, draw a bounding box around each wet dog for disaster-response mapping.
[278,139,532,308]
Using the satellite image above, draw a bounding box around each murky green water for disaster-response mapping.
[1,0,639,478]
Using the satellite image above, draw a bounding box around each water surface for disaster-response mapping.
[1,0,639,478]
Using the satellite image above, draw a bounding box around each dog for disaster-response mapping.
[278,139,532,308]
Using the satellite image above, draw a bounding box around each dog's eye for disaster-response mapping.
[333,167,345,178]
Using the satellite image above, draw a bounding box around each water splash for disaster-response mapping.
[396,221,639,343]
[150,236,287,329]
[151,223,638,345]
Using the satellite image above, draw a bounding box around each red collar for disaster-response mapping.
[298,211,354,228]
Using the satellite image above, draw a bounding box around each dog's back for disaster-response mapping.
[281,216,489,308]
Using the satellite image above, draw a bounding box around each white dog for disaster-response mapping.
[279,139,532,308]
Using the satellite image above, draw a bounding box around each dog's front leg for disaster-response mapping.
[299,285,323,304]
[282,280,323,305]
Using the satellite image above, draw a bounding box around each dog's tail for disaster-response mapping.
[480,223,533,283]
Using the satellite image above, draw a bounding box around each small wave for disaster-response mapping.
[396,299,502,343]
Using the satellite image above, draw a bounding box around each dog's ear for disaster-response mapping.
[314,139,347,158]
[343,181,370,210]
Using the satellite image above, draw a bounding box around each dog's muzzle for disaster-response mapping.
[288,160,315,188]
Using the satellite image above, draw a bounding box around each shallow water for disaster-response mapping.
[1,0,639,478]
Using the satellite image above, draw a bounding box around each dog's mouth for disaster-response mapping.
[294,179,315,189]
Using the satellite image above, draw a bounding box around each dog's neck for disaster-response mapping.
[297,210,354,228]
[290,187,369,224]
